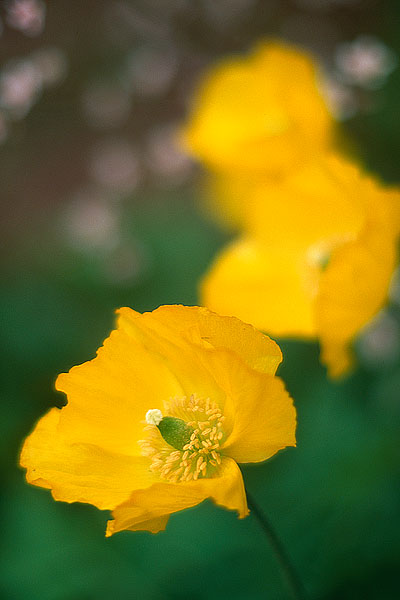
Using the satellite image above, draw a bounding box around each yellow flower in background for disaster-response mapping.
[20,305,296,536]
[181,39,333,179]
[202,155,400,377]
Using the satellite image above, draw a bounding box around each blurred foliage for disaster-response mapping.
[1,1,400,599]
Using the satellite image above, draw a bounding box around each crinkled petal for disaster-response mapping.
[106,457,248,536]
[136,304,282,376]
[117,307,227,409]
[202,237,317,338]
[197,349,296,463]
[55,326,184,456]
[20,408,157,510]
[107,515,170,535]
[119,306,289,441]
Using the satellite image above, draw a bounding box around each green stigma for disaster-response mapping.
[157,416,194,450]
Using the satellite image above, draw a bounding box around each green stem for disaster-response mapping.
[247,493,306,600]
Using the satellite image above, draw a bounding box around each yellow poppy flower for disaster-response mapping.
[202,155,400,377]
[20,305,296,535]
[181,39,333,179]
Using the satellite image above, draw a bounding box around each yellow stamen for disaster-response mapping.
[138,394,226,483]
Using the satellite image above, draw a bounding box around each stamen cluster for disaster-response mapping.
[140,395,225,483]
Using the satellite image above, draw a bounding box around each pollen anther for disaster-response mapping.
[139,394,226,483]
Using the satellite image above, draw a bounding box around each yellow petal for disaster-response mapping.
[55,325,184,456]
[181,39,333,174]
[20,408,157,510]
[245,154,366,250]
[119,306,290,442]
[136,304,282,376]
[316,221,399,378]
[106,457,248,536]
[117,307,226,409]
[202,237,317,338]
[106,515,169,536]
[203,152,366,237]
[199,349,296,463]
[202,170,267,230]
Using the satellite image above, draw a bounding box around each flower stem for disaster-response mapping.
[247,493,306,600]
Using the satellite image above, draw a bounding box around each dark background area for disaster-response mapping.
[1,1,400,598]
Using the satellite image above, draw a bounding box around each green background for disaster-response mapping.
[1,1,400,599]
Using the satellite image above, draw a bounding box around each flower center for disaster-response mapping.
[139,395,226,483]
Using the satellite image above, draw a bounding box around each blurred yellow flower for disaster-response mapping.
[202,155,400,377]
[181,39,333,181]
[20,305,296,535]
